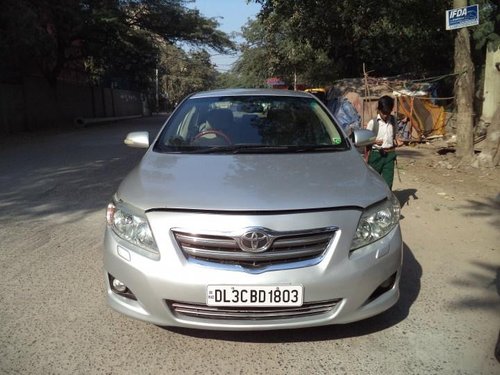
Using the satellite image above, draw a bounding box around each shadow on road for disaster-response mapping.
[449,260,500,312]
[0,117,166,223]
[459,196,500,228]
[396,148,423,157]
[394,188,418,208]
[449,260,500,363]
[168,243,422,343]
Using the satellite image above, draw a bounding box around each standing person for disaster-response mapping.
[366,95,400,189]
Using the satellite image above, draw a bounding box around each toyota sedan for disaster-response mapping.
[103,89,402,330]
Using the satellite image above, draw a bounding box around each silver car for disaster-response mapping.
[104,89,402,331]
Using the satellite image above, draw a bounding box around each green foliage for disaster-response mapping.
[0,0,85,83]
[122,0,233,53]
[0,0,234,90]
[252,0,454,78]
[471,0,499,51]
[159,45,219,107]
[231,18,338,88]
[232,19,272,87]
[214,72,242,89]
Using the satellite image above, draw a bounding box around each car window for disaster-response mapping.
[155,95,348,153]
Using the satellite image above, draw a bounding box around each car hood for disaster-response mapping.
[116,150,390,211]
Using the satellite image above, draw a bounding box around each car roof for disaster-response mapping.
[190,88,314,99]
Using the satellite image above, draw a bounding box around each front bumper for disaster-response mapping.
[103,210,403,331]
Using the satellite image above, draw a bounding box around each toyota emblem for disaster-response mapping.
[238,230,272,253]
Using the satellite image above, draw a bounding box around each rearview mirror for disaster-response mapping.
[124,131,150,148]
[351,129,376,147]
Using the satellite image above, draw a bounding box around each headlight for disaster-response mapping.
[106,201,159,258]
[351,194,400,250]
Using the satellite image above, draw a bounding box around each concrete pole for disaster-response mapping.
[480,45,500,125]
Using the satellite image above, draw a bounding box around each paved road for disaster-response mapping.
[0,117,498,374]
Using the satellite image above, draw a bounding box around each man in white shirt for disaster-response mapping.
[366,95,399,189]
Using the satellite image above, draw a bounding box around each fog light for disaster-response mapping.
[112,278,127,293]
[108,274,137,300]
[365,272,397,304]
[380,275,395,288]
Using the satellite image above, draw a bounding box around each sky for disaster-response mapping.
[190,0,262,72]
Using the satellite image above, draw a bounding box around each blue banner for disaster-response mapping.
[446,4,479,30]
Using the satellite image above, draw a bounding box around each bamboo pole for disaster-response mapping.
[363,63,374,127]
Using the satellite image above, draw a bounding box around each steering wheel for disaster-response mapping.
[192,130,232,145]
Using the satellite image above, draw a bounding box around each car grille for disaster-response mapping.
[172,227,337,268]
[167,299,342,320]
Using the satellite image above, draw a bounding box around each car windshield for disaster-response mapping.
[154,95,349,153]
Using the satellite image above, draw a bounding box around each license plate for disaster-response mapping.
[206,285,303,307]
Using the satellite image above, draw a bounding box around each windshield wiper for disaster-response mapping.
[185,144,346,154]
[291,145,347,152]
[228,145,347,153]
[187,146,236,154]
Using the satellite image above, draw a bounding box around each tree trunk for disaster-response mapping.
[480,43,500,125]
[453,0,475,162]
[475,106,500,167]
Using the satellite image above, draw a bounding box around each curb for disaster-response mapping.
[74,115,143,128]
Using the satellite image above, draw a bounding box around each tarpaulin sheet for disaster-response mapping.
[397,96,446,137]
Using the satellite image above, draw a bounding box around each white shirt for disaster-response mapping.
[367,114,394,149]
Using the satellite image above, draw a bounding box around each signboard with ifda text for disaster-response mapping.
[446,4,479,30]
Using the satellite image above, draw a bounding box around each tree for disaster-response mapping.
[159,45,219,107]
[253,0,454,78]
[453,0,475,162]
[232,19,273,88]
[0,0,88,85]
[450,0,499,165]
[215,71,247,89]
[231,18,337,88]
[0,0,234,88]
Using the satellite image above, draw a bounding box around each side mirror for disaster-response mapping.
[124,131,150,148]
[351,129,376,147]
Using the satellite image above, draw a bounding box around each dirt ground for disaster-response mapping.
[391,139,500,372]
[394,138,499,221]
